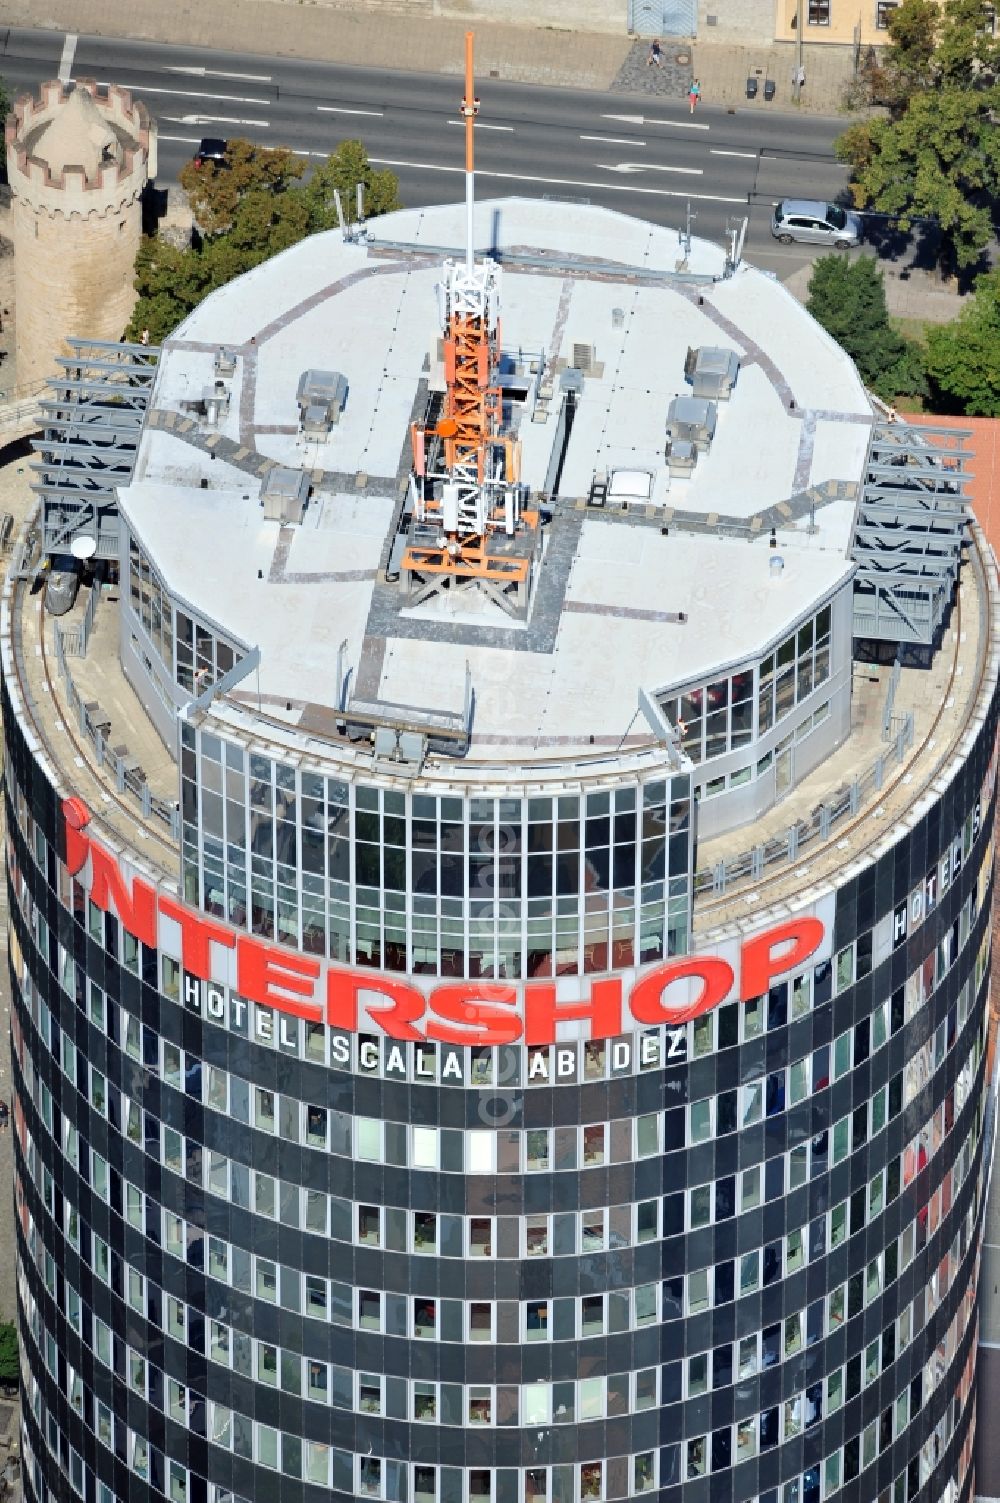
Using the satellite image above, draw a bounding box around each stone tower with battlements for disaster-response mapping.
[5,80,156,391]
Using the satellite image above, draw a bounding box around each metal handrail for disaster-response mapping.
[694,712,914,896]
[51,621,179,836]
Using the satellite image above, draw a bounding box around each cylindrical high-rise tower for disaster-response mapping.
[5,79,155,390]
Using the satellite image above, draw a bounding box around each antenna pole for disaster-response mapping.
[462,30,479,274]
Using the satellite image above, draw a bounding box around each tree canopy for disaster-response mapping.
[0,1322,18,1385]
[837,0,1000,270]
[924,265,1000,413]
[129,138,402,342]
[806,255,925,400]
[180,139,306,236]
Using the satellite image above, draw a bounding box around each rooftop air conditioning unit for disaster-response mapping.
[201,378,231,426]
[296,369,348,437]
[665,395,717,453]
[261,465,310,525]
[572,342,596,375]
[666,439,697,477]
[684,346,740,401]
[214,347,237,378]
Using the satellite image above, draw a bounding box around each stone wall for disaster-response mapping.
[265,0,627,33]
[697,0,776,43]
[10,196,141,389]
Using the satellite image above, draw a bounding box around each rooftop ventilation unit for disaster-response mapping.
[684,346,740,401]
[261,466,310,526]
[572,342,596,375]
[201,378,231,427]
[665,395,717,477]
[214,348,237,378]
[296,369,347,437]
[666,394,717,450]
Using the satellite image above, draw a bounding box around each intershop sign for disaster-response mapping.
[63,799,832,1048]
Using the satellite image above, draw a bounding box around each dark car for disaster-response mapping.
[193,137,229,169]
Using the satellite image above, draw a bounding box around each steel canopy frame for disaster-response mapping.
[31,338,160,564]
[850,418,971,645]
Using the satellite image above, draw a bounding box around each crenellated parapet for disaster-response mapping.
[5,79,155,220]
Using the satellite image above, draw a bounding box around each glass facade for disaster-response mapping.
[4,647,997,1503]
[180,724,694,978]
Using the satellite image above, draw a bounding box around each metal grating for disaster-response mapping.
[30,337,159,565]
[850,419,971,646]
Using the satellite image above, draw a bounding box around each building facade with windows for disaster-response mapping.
[2,198,997,1503]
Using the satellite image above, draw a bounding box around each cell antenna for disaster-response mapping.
[462,29,479,273]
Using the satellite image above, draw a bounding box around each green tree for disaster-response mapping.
[925,265,1000,413]
[837,0,1000,271]
[303,139,403,229]
[878,0,939,110]
[129,140,401,342]
[0,1322,18,1386]
[806,255,925,400]
[179,138,306,236]
[837,83,1000,270]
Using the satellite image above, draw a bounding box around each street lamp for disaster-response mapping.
[794,0,804,101]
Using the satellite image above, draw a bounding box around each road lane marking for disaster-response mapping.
[447,120,515,131]
[158,134,203,145]
[580,134,646,146]
[317,105,384,117]
[711,148,757,158]
[603,112,709,131]
[57,33,77,84]
[369,156,743,203]
[164,114,270,128]
[604,162,703,176]
[166,65,272,82]
[98,80,270,104]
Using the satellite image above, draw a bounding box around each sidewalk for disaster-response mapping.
[783,259,966,323]
[691,39,858,117]
[4,0,862,111]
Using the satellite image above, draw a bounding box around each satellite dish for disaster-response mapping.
[70,534,97,561]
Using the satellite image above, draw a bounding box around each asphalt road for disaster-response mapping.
[0,26,852,279]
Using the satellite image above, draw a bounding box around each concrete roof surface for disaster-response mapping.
[123,198,873,760]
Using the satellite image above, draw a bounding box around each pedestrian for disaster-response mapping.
[688,78,701,112]
[646,38,663,66]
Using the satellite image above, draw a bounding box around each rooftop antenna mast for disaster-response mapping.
[462,29,479,273]
[399,32,541,619]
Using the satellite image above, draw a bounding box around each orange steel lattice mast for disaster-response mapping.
[401,32,534,612]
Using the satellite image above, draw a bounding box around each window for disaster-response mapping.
[527,1130,550,1170]
[413,1126,438,1168]
[582,1125,605,1165]
[359,1374,382,1414]
[359,1291,381,1331]
[581,1211,604,1252]
[413,1298,436,1338]
[414,1212,437,1252]
[580,1463,603,1501]
[414,1383,438,1421]
[581,1296,604,1336]
[470,1218,493,1256]
[469,1304,493,1342]
[414,1466,437,1503]
[527,1302,549,1341]
[358,1206,381,1246]
[876,0,897,22]
[468,1388,492,1424]
[526,1218,549,1257]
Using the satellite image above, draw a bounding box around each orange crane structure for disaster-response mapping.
[401,32,538,619]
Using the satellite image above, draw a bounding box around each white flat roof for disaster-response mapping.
[122,197,872,762]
